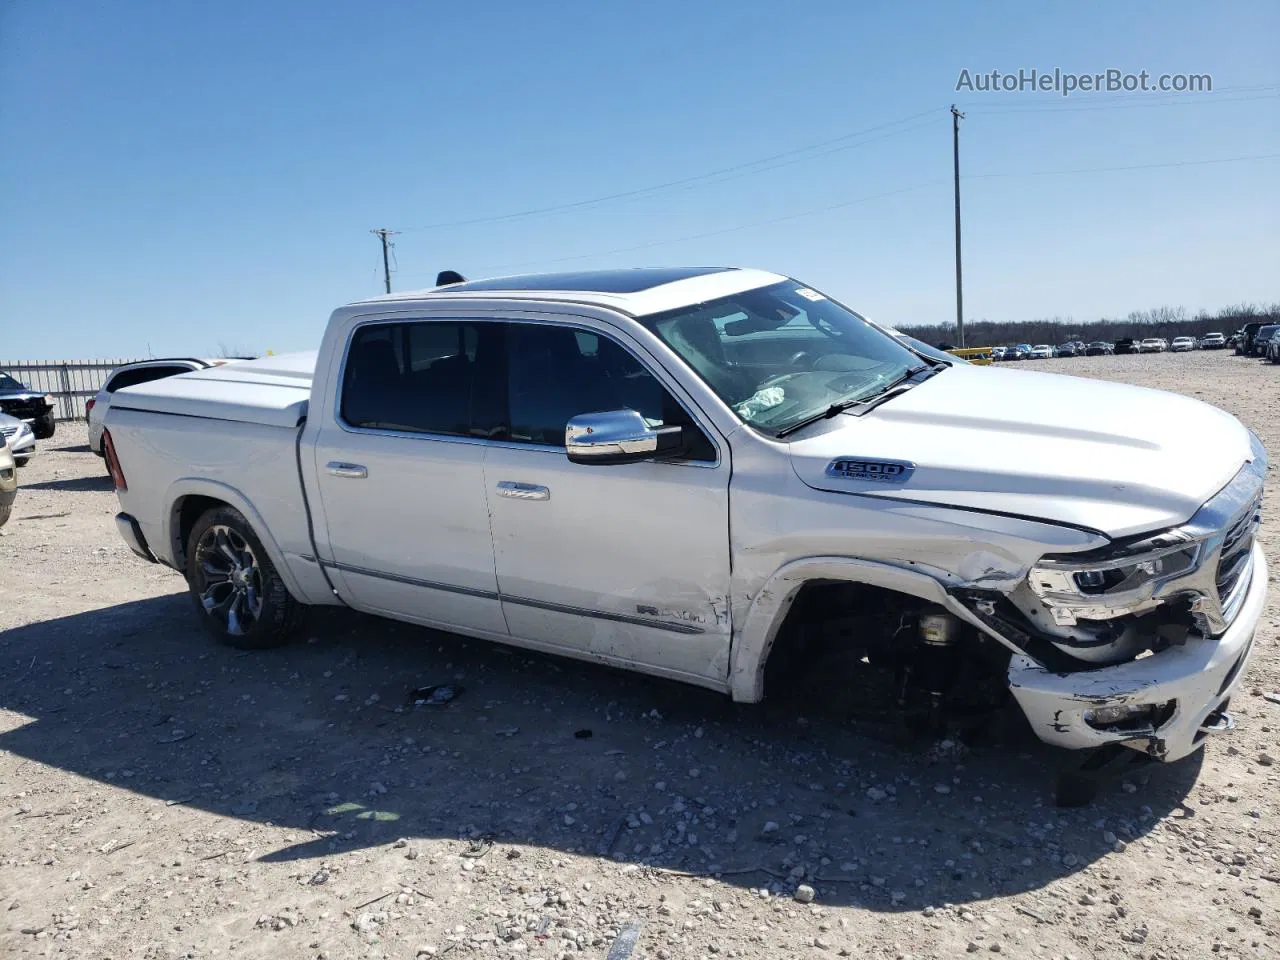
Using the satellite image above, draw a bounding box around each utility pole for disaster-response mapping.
[370,228,399,294]
[950,105,965,348]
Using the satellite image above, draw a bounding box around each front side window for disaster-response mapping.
[0,373,25,391]
[341,321,503,437]
[641,281,931,434]
[505,323,715,461]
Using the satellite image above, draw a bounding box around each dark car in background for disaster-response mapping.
[1085,341,1113,355]
[1113,338,1137,355]
[1248,324,1280,358]
[1236,322,1267,356]
[1056,342,1077,357]
[0,371,56,439]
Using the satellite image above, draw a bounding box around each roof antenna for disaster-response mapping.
[436,270,466,286]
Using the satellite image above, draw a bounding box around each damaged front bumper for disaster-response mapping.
[1007,542,1267,762]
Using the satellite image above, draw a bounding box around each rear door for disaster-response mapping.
[481,318,732,686]
[309,319,508,635]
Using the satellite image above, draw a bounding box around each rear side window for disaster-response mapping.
[107,365,191,392]
[341,321,503,437]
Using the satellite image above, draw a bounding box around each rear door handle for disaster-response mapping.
[326,461,368,479]
[496,480,550,501]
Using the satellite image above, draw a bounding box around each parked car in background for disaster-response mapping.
[87,358,242,455]
[1014,343,1033,360]
[0,431,15,527]
[1085,341,1113,356]
[1266,332,1280,364]
[990,346,1009,361]
[1236,322,1267,356]
[1199,332,1227,350]
[0,371,56,439]
[1138,338,1167,353]
[1248,325,1280,358]
[0,412,36,466]
[1113,338,1137,355]
[1056,342,1077,358]
[1171,337,1197,353]
[1029,344,1054,359]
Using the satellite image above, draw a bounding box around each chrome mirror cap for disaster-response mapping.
[565,410,681,464]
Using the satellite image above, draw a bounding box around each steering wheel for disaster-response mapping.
[787,350,815,369]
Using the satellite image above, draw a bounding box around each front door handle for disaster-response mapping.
[496,480,550,501]
[326,461,368,479]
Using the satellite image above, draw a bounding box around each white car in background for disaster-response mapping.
[1139,338,1168,353]
[1171,337,1197,353]
[1029,344,1055,359]
[1199,332,1227,350]
[0,412,36,466]
[87,358,243,456]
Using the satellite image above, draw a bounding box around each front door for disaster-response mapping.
[482,320,732,687]
[309,318,508,636]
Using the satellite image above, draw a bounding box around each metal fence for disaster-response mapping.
[0,359,143,421]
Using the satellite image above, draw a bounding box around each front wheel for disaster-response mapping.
[186,506,304,649]
[14,457,28,468]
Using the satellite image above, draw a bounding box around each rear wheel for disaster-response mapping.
[186,506,304,649]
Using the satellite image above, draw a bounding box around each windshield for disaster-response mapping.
[0,373,26,392]
[641,281,927,434]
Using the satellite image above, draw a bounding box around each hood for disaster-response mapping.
[789,364,1257,538]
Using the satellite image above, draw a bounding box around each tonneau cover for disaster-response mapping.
[110,351,316,428]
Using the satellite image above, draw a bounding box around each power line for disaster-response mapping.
[487,152,1280,270]
[965,92,1279,116]
[956,82,1278,112]
[490,181,950,270]
[966,152,1280,180]
[397,108,945,232]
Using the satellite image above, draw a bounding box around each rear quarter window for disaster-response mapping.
[107,365,193,392]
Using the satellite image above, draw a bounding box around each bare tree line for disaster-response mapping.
[899,302,1280,347]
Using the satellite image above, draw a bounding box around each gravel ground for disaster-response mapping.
[1,350,1277,960]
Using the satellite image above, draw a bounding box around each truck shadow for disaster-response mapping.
[0,594,1205,911]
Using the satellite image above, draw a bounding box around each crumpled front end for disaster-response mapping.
[1008,542,1265,761]
[998,436,1268,761]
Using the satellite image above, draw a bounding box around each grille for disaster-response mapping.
[1216,491,1262,609]
[0,425,17,439]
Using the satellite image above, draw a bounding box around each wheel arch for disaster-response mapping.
[728,556,1005,703]
[164,478,307,602]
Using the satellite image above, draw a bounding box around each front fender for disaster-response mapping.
[728,555,1020,703]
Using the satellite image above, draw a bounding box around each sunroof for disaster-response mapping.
[440,267,735,295]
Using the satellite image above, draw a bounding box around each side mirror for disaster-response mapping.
[565,410,684,465]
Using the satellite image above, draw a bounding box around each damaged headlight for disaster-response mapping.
[1027,528,1202,626]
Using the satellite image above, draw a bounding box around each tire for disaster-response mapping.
[0,498,12,529]
[32,414,55,440]
[14,457,28,468]
[185,505,304,649]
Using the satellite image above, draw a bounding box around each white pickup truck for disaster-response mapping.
[103,267,1267,798]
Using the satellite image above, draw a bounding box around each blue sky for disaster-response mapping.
[0,0,1276,359]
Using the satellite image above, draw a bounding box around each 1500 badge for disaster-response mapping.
[826,458,915,483]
